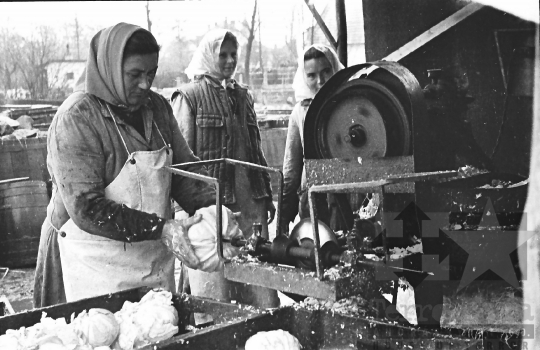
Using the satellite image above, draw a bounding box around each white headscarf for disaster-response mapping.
[185,29,239,82]
[292,44,345,102]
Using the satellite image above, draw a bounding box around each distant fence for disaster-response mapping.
[6,99,63,106]
[250,67,296,87]
[251,85,295,106]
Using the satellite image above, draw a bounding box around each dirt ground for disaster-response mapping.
[0,267,35,312]
[0,263,196,314]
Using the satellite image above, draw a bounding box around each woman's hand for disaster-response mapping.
[161,215,203,269]
[266,199,276,224]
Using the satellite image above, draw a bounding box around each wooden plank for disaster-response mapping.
[304,0,338,49]
[383,3,484,62]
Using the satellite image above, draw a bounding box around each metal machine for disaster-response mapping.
[165,57,529,347]
[163,2,535,347]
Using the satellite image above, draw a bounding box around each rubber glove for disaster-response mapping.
[266,199,276,224]
[161,215,202,269]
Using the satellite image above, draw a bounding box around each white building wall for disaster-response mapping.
[46,61,86,92]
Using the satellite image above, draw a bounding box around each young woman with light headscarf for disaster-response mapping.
[171,29,279,308]
[280,44,344,233]
[33,23,217,306]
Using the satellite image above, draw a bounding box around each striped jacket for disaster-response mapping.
[171,75,272,204]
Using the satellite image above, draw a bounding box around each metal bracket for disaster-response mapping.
[167,158,283,261]
[383,3,484,62]
[0,295,15,316]
[0,177,30,185]
[308,169,459,279]
[303,0,338,50]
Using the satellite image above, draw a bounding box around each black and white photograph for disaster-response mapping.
[0,0,538,349]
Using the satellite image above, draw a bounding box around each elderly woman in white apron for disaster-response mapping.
[171,29,279,308]
[34,23,216,304]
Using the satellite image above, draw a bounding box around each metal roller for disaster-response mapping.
[289,218,340,269]
[304,62,427,161]
[302,61,427,230]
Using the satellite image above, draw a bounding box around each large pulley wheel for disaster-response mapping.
[305,75,411,159]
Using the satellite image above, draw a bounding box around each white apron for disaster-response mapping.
[58,107,175,302]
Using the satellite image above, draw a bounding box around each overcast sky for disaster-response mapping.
[0,0,300,47]
[1,0,536,56]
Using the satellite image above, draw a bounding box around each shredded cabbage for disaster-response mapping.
[112,290,179,350]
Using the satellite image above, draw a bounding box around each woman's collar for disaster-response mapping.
[199,74,238,90]
[300,98,313,107]
[102,95,153,118]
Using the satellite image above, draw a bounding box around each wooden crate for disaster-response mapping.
[0,286,488,349]
[0,287,262,347]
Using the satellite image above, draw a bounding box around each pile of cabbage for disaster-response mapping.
[0,290,179,350]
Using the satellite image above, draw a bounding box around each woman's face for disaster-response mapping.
[218,40,238,79]
[304,56,333,95]
[122,52,158,108]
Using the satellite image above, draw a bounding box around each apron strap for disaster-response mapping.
[103,102,132,157]
[47,217,61,233]
[152,120,171,150]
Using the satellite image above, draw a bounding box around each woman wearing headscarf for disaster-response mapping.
[171,29,278,308]
[280,44,345,233]
[33,23,217,305]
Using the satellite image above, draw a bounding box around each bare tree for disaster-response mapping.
[242,0,258,85]
[74,16,81,59]
[153,29,197,88]
[146,1,152,33]
[0,27,21,97]
[18,26,63,99]
[285,7,298,62]
[45,61,72,99]
[257,6,265,87]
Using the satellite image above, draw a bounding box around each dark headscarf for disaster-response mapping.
[85,22,148,108]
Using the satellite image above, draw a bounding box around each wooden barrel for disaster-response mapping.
[0,181,48,267]
[259,117,289,198]
[0,137,49,184]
